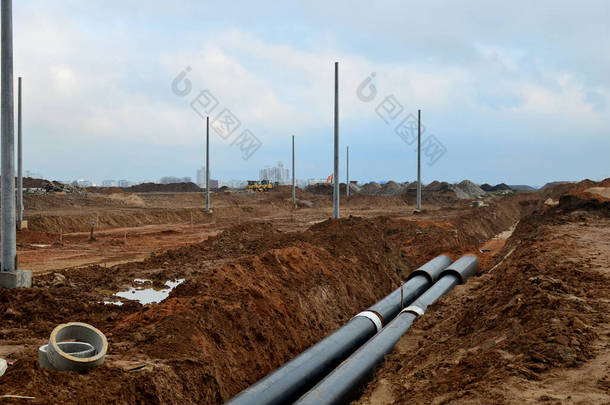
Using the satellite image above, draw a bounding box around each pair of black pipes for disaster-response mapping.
[295,255,478,404]
[227,254,476,405]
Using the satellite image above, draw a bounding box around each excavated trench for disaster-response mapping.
[0,194,540,403]
[354,181,610,404]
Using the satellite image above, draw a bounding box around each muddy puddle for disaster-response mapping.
[113,279,185,305]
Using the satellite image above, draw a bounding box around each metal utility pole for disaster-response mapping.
[292,135,295,205]
[1,0,16,271]
[333,62,339,219]
[416,109,422,211]
[346,145,349,197]
[17,76,22,226]
[205,116,210,213]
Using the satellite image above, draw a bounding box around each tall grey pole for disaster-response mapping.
[205,116,210,212]
[417,109,421,211]
[2,0,17,271]
[346,146,349,197]
[333,62,339,219]
[292,135,295,205]
[17,77,22,224]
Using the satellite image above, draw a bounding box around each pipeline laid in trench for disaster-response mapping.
[295,255,478,405]
[225,255,452,405]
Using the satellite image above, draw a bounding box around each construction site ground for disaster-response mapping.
[0,182,608,404]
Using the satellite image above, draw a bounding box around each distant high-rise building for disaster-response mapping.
[195,167,218,189]
[159,176,191,184]
[101,180,117,187]
[259,162,290,184]
[25,170,44,179]
[118,180,133,188]
[196,167,206,188]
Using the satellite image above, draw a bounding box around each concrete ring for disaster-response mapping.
[38,342,96,370]
[47,322,108,371]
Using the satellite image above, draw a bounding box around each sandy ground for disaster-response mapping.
[16,188,479,273]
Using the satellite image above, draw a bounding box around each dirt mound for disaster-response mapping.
[304,183,350,196]
[379,181,404,195]
[583,187,610,200]
[510,184,537,191]
[126,182,202,193]
[87,186,124,194]
[348,182,362,194]
[542,178,610,200]
[105,193,146,207]
[541,181,574,190]
[305,183,333,195]
[22,177,49,188]
[481,183,512,192]
[455,180,486,198]
[360,182,382,195]
[424,181,453,193]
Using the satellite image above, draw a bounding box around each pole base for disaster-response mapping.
[0,270,32,288]
[17,220,28,230]
[413,209,422,214]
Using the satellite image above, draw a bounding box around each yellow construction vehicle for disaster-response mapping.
[260,180,273,191]
[246,180,263,192]
[246,180,277,192]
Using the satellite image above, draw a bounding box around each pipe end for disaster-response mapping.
[407,255,452,284]
[439,255,478,284]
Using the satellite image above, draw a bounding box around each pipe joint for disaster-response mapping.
[353,310,383,332]
[400,305,425,317]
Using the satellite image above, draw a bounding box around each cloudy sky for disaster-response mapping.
[11,0,610,186]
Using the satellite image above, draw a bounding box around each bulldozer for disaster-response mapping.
[246,180,276,192]
[260,180,274,191]
[246,180,263,192]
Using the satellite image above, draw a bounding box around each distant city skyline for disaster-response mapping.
[28,169,560,190]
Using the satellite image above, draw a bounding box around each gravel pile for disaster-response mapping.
[24,180,86,194]
[455,180,486,198]
[379,181,404,195]
[348,183,362,194]
[360,182,382,195]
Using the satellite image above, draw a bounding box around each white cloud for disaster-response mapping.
[9,0,610,184]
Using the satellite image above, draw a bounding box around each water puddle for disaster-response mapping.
[114,279,185,305]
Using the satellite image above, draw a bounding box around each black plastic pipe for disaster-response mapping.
[225,255,452,405]
[295,255,478,405]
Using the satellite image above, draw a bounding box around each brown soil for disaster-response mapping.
[0,186,542,403]
[356,180,610,404]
